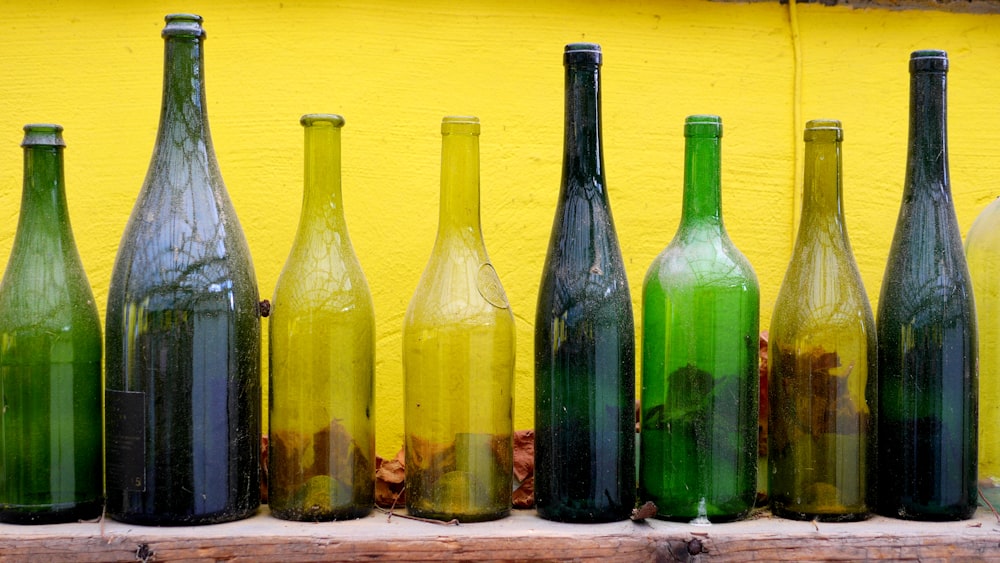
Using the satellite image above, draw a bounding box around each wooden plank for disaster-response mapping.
[0,507,997,562]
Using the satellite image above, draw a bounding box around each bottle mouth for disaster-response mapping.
[910,49,947,73]
[564,42,602,66]
[301,114,346,128]
[804,119,843,142]
[21,123,66,148]
[163,13,206,39]
[441,115,480,136]
[684,115,722,138]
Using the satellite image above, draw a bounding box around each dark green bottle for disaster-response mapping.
[639,115,759,523]
[105,13,262,525]
[876,49,977,521]
[0,124,103,524]
[535,42,636,523]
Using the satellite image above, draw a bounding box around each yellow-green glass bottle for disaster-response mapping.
[403,116,515,523]
[268,114,375,521]
[768,120,876,522]
[967,196,1000,509]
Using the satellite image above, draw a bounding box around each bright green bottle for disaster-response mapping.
[268,115,375,521]
[639,115,759,522]
[0,124,103,524]
[403,116,515,523]
[768,120,876,522]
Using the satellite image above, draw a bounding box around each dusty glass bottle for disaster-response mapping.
[966,196,1000,508]
[268,115,375,521]
[535,43,636,523]
[403,116,515,523]
[769,120,876,522]
[876,50,977,521]
[639,115,759,523]
[0,124,103,524]
[105,13,262,525]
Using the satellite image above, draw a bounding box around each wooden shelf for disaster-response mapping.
[1,507,998,561]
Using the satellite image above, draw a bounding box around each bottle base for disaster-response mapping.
[407,507,510,523]
[875,503,977,522]
[269,504,372,522]
[0,498,103,525]
[107,505,259,526]
[535,504,632,524]
[770,504,871,523]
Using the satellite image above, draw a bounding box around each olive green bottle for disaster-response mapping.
[0,124,103,524]
[403,116,515,522]
[768,120,876,522]
[268,115,375,521]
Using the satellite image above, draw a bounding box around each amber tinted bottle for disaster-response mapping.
[768,120,876,522]
[876,50,977,521]
[535,43,636,523]
[403,116,515,522]
[0,125,103,524]
[268,115,375,521]
[105,14,261,525]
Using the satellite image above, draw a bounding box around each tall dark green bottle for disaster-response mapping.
[0,124,103,524]
[639,115,759,522]
[876,49,977,521]
[105,13,262,525]
[535,42,636,523]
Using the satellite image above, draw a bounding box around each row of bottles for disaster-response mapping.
[0,14,989,526]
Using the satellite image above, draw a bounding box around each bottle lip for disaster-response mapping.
[804,119,843,142]
[163,13,206,39]
[564,42,602,66]
[441,115,480,136]
[910,49,947,73]
[300,114,346,128]
[684,114,722,138]
[21,123,66,148]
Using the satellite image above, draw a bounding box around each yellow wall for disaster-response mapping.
[1,1,998,458]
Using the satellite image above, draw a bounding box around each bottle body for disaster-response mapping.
[768,120,875,522]
[0,125,103,524]
[966,196,1000,508]
[268,115,375,521]
[639,115,759,522]
[876,50,977,521]
[403,117,515,522]
[105,14,261,525]
[535,43,636,523]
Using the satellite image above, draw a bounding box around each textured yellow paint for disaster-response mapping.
[0,1,998,458]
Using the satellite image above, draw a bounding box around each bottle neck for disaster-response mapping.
[437,124,482,237]
[17,143,71,243]
[562,61,604,190]
[905,68,949,195]
[680,134,723,228]
[155,32,211,158]
[299,117,346,233]
[799,135,844,230]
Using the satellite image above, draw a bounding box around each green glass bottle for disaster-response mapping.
[768,120,876,522]
[876,50,977,521]
[535,43,636,523]
[403,116,515,523]
[639,115,759,523]
[0,124,103,524]
[105,13,262,525]
[268,115,375,521]
[966,196,1000,508]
